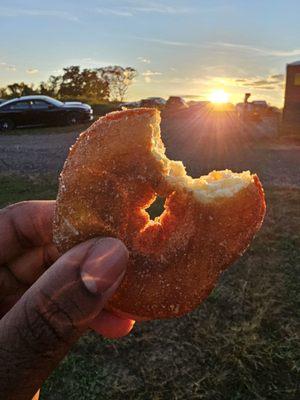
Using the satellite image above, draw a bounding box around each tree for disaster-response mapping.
[4,82,37,98]
[0,87,7,98]
[80,68,110,102]
[44,66,109,102]
[58,66,84,98]
[38,75,61,97]
[0,64,137,103]
[101,66,137,102]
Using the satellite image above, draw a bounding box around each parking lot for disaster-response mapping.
[0,123,299,400]
[0,124,299,189]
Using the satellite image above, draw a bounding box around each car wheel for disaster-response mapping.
[0,119,15,131]
[66,113,79,126]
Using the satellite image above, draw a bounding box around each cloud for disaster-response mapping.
[125,2,190,14]
[7,65,16,72]
[146,38,191,47]
[270,74,285,81]
[256,86,276,90]
[26,68,39,74]
[235,73,285,90]
[142,70,162,77]
[128,34,213,49]
[215,42,300,57]
[142,69,162,83]
[132,36,199,47]
[268,49,300,57]
[137,57,151,64]
[96,1,190,16]
[0,61,16,72]
[251,80,271,86]
[0,7,79,21]
[155,39,189,46]
[179,94,204,99]
[96,1,231,16]
[96,8,133,17]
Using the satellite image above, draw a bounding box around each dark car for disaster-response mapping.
[119,100,142,109]
[0,95,93,131]
[0,99,7,105]
[119,97,166,110]
[140,97,166,109]
[165,96,188,111]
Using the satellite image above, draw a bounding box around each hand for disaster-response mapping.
[0,201,134,400]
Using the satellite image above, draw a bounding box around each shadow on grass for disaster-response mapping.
[42,187,300,400]
[1,175,299,400]
[0,174,58,207]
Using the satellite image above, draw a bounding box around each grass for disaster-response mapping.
[1,175,299,400]
[0,174,57,207]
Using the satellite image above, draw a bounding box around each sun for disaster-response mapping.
[209,89,230,104]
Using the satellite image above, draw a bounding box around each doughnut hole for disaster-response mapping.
[145,195,166,221]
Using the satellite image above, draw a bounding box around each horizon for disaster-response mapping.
[1,1,300,106]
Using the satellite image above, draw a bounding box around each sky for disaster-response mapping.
[1,0,300,106]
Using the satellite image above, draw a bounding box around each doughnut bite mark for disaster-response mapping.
[54,108,266,320]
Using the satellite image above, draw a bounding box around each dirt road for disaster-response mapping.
[0,129,299,188]
[0,131,78,175]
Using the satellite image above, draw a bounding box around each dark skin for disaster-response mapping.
[0,201,134,400]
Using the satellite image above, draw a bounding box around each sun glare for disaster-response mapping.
[209,89,229,104]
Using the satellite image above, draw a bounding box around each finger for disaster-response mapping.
[0,237,128,400]
[0,200,55,265]
[90,310,135,339]
[8,243,60,285]
[0,288,27,318]
[0,266,27,303]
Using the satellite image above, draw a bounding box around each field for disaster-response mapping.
[0,123,299,400]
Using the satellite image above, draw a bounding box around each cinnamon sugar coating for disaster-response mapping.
[53,108,266,320]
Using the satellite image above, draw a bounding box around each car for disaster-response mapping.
[140,97,166,109]
[0,95,93,131]
[0,99,7,105]
[119,100,141,109]
[252,100,268,108]
[119,97,166,110]
[164,96,188,111]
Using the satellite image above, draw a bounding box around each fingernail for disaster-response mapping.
[80,238,128,298]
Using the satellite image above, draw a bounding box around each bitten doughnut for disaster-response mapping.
[53,108,265,320]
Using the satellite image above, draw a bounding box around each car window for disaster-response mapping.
[31,100,50,109]
[46,97,63,107]
[7,101,31,110]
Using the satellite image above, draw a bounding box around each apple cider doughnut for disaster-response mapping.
[53,108,265,320]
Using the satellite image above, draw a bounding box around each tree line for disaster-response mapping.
[0,65,137,103]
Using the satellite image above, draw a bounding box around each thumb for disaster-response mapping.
[0,237,128,400]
